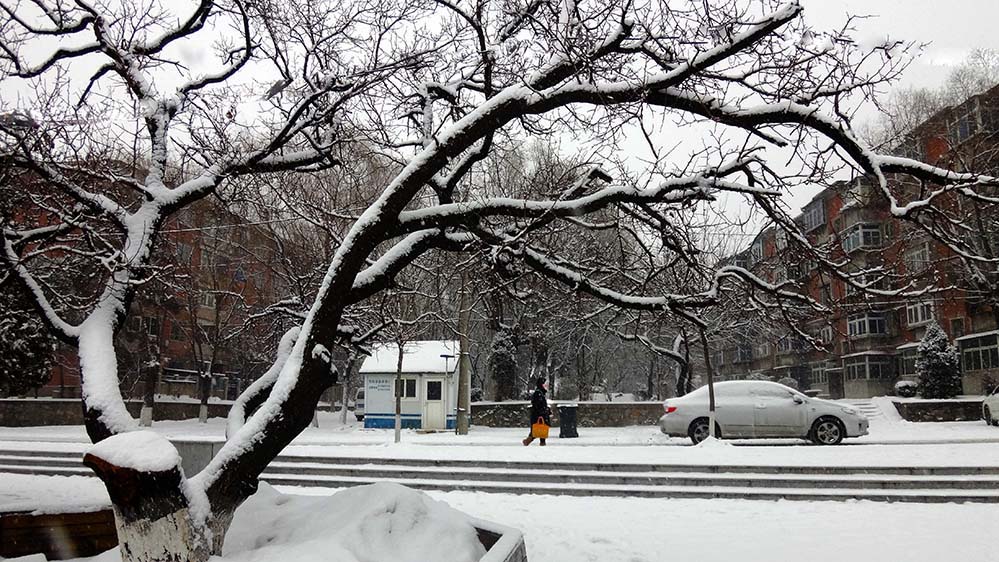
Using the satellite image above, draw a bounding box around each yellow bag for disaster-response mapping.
[531,417,550,439]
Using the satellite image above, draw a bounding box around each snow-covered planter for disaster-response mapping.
[894,380,918,398]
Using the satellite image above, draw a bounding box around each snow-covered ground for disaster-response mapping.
[2,407,998,562]
[423,489,998,562]
[7,478,993,562]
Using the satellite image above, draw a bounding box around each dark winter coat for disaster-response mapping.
[529,387,552,426]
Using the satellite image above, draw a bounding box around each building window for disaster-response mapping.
[819,326,834,345]
[171,321,187,342]
[845,273,884,296]
[395,378,418,399]
[811,365,828,385]
[199,292,216,308]
[732,344,753,364]
[950,105,980,145]
[960,333,999,372]
[142,317,160,338]
[777,335,803,355]
[176,242,193,262]
[776,230,788,250]
[800,200,826,232]
[774,266,787,284]
[895,135,923,161]
[906,301,935,327]
[848,312,888,337]
[754,342,771,359]
[750,237,764,265]
[844,355,894,380]
[712,351,724,367]
[900,349,918,376]
[905,242,931,273]
[841,224,882,253]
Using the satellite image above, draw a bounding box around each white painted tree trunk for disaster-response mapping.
[199,404,209,423]
[112,505,211,562]
[140,406,154,427]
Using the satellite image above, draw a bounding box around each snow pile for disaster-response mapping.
[222,483,487,562]
[0,473,110,515]
[86,430,180,472]
[695,436,733,448]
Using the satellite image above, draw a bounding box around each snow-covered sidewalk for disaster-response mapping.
[2,410,999,468]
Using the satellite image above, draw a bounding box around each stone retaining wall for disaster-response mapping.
[0,399,231,427]
[471,401,663,428]
[891,399,984,422]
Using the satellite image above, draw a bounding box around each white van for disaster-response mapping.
[354,388,365,421]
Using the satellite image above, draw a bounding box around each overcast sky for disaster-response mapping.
[802,0,999,90]
[680,0,999,224]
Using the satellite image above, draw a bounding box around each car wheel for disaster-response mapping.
[986,406,997,427]
[809,416,845,445]
[687,418,721,445]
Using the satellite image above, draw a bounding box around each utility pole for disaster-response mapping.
[456,271,471,435]
[394,341,403,444]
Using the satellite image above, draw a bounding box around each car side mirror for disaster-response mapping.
[792,395,804,405]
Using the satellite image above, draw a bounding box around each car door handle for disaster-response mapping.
[755,403,766,409]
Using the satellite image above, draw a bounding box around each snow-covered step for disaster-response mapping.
[0,464,92,477]
[838,400,885,417]
[261,473,999,503]
[0,454,86,468]
[270,454,999,477]
[261,462,999,491]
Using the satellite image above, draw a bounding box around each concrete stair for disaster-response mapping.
[3,448,999,504]
[838,399,885,418]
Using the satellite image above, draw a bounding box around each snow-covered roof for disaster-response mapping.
[359,340,460,374]
[840,350,894,358]
[956,330,999,342]
[895,342,921,350]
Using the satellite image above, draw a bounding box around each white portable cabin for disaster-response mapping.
[360,340,459,430]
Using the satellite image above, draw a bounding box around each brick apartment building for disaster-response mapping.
[713,84,999,399]
[39,199,292,401]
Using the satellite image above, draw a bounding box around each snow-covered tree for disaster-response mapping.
[0,285,56,397]
[915,322,962,399]
[489,326,519,400]
[5,1,999,560]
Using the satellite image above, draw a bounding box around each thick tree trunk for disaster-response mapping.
[83,433,224,562]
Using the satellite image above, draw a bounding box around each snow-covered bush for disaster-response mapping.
[776,376,800,390]
[915,322,962,399]
[745,372,771,381]
[894,380,918,398]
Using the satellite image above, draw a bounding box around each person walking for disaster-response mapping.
[523,378,552,446]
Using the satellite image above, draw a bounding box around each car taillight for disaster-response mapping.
[664,406,677,414]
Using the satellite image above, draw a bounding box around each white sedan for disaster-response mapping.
[658,380,869,445]
[984,386,999,426]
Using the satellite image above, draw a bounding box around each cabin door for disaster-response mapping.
[421,378,446,430]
